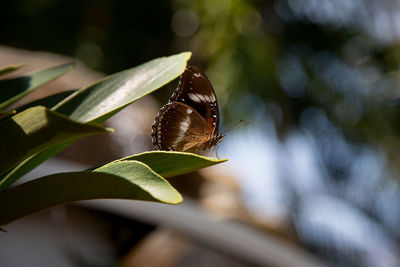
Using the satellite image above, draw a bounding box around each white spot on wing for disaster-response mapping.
[188,93,206,103]
[186,109,193,114]
[180,120,190,131]
[193,73,201,78]
[209,94,216,102]
[171,117,191,147]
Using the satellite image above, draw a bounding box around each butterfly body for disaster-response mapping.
[152,66,223,153]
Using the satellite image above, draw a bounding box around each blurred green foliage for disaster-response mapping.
[0,0,173,72]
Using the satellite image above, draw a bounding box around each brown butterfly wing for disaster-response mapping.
[169,66,220,135]
[152,102,213,152]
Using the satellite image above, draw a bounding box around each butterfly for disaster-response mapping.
[152,65,224,153]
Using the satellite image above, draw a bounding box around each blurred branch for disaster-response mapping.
[81,199,326,267]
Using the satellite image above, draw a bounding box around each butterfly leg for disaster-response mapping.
[208,146,214,157]
[215,143,222,159]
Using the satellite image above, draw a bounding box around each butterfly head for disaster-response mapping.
[210,133,224,147]
[202,133,224,158]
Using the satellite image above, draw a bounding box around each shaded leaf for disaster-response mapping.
[0,110,16,120]
[0,106,111,176]
[0,63,74,110]
[0,144,71,190]
[0,160,182,226]
[17,90,77,112]
[0,64,24,77]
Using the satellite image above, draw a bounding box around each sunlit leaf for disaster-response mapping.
[56,52,192,123]
[121,151,228,178]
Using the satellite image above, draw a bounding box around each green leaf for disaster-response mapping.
[0,160,182,226]
[0,63,74,110]
[0,144,71,190]
[0,52,191,189]
[0,64,24,77]
[0,110,16,120]
[55,52,192,123]
[17,90,77,112]
[0,106,111,176]
[120,151,228,178]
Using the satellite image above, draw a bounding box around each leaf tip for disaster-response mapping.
[175,195,184,204]
[173,51,192,63]
[167,192,183,204]
[182,51,192,59]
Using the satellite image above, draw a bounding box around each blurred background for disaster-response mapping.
[2,0,400,266]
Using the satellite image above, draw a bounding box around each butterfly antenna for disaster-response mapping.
[221,119,250,135]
